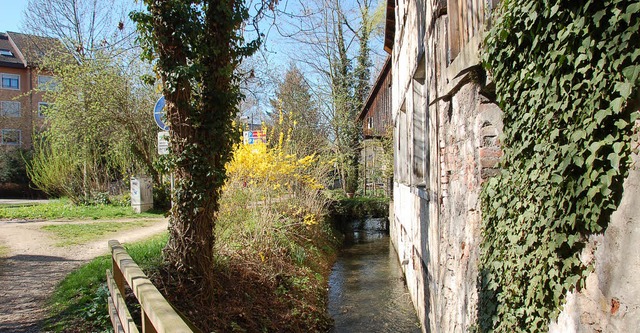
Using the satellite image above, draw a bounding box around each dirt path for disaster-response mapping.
[0,217,169,333]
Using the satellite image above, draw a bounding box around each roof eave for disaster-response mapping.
[383,0,395,53]
[0,61,26,69]
[357,56,392,121]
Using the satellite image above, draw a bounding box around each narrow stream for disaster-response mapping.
[328,218,421,332]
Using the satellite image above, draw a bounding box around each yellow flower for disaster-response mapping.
[303,213,317,226]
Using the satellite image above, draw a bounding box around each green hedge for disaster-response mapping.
[329,197,389,224]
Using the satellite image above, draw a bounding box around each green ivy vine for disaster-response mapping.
[480,0,640,331]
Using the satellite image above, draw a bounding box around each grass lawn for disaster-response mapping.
[45,233,168,332]
[0,198,164,220]
[41,221,154,247]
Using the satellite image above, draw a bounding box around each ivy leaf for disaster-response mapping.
[593,10,606,27]
[611,97,625,113]
[622,65,640,82]
[628,2,640,15]
[615,82,633,100]
[594,109,610,124]
[571,129,586,142]
[608,152,620,170]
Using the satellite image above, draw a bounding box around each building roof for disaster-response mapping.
[6,31,66,67]
[384,0,395,54]
[0,33,25,68]
[358,56,392,121]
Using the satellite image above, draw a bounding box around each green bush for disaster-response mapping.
[329,196,389,223]
[0,148,31,184]
[153,182,171,211]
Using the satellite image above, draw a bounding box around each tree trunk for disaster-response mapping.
[143,0,243,284]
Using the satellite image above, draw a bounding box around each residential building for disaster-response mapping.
[0,31,61,150]
[376,1,640,332]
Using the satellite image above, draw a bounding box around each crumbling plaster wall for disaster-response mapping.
[432,82,502,333]
[550,155,640,333]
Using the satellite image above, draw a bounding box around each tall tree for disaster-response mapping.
[22,0,137,60]
[131,1,274,283]
[27,58,157,203]
[269,65,327,156]
[273,0,380,195]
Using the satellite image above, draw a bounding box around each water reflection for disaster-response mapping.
[329,218,421,333]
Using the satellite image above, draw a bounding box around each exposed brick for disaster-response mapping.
[479,147,503,168]
[611,298,620,315]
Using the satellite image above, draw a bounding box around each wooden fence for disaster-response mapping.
[106,240,195,333]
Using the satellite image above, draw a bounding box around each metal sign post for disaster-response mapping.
[157,131,170,155]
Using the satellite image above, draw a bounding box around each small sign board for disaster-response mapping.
[154,96,169,131]
[243,130,267,145]
[158,131,169,155]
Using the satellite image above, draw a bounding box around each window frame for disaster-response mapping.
[1,129,21,146]
[38,102,50,118]
[0,101,21,117]
[37,75,57,91]
[1,73,20,90]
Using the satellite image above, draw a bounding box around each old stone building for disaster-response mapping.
[0,32,61,150]
[376,1,640,332]
[380,0,501,331]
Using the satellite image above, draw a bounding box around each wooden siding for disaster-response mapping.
[359,57,393,138]
[447,0,485,62]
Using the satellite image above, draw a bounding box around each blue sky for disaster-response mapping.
[0,0,28,33]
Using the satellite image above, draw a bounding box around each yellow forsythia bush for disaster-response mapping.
[225,141,323,192]
[217,137,334,265]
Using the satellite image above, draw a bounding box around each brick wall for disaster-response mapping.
[0,66,48,150]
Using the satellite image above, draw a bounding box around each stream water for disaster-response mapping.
[328,218,422,332]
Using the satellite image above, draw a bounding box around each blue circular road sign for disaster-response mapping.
[153,96,169,131]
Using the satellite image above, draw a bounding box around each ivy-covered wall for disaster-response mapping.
[480,0,640,332]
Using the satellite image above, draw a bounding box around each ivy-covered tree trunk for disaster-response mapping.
[133,1,265,283]
[332,4,358,195]
[332,0,373,195]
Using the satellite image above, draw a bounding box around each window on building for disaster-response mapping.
[38,75,58,91]
[0,101,21,117]
[397,100,410,185]
[412,57,427,187]
[38,102,50,118]
[1,129,21,145]
[0,49,13,57]
[1,73,19,90]
[367,117,373,129]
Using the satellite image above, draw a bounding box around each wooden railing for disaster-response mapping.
[106,240,194,333]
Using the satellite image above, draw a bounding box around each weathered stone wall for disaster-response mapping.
[549,155,640,333]
[389,0,501,332]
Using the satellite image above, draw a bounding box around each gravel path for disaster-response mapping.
[0,217,169,333]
